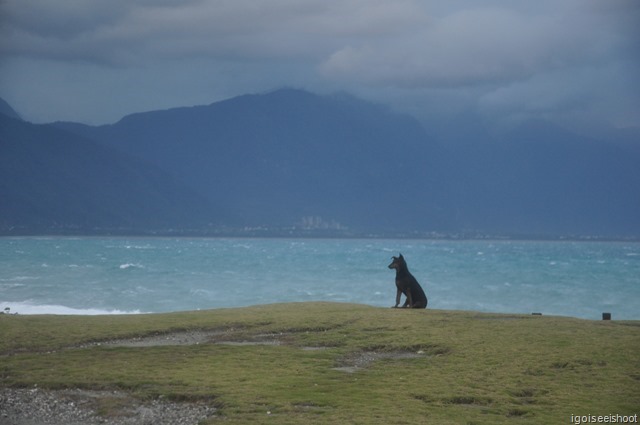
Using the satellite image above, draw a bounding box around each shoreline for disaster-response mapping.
[2,301,638,322]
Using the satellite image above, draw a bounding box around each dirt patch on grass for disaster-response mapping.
[81,328,289,349]
[85,329,227,348]
[333,344,449,373]
[333,350,423,373]
[81,328,342,350]
[0,387,217,425]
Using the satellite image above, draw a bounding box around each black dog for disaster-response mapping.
[388,254,428,309]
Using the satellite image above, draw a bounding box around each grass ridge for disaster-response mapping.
[1,302,638,424]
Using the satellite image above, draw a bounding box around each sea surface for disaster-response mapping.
[1,237,639,320]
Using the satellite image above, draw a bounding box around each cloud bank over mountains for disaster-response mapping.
[1,0,638,128]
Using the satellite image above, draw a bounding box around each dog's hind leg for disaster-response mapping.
[400,293,412,308]
[404,290,413,308]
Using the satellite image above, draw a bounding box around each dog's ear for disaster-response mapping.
[399,253,404,259]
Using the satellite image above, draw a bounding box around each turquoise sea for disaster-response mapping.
[1,237,639,320]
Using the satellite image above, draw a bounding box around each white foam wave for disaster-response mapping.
[0,275,37,282]
[119,263,144,270]
[0,301,145,316]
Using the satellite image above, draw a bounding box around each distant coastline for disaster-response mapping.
[2,226,640,242]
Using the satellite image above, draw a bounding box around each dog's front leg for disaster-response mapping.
[393,288,402,308]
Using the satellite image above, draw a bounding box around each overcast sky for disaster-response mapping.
[1,0,638,131]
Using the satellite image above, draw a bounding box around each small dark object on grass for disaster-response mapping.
[388,254,428,309]
[602,312,611,320]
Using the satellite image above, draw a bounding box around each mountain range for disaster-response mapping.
[1,88,639,238]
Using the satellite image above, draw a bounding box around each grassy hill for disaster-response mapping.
[1,302,638,424]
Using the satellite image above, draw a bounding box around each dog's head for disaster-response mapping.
[388,253,405,270]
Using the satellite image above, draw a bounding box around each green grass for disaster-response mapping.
[1,302,639,424]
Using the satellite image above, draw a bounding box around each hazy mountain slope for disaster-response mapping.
[68,89,450,232]
[13,89,640,237]
[0,97,22,121]
[0,114,217,234]
[465,120,640,236]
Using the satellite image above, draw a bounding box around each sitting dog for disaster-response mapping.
[388,254,428,309]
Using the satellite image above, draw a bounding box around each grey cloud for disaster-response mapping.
[1,0,425,64]
[320,6,624,88]
[0,0,637,127]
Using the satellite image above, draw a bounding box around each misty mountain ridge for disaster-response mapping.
[55,89,449,233]
[0,113,218,234]
[2,89,639,238]
[0,97,22,121]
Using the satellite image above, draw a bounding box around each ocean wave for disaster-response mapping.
[0,275,37,282]
[119,263,144,270]
[0,301,145,316]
